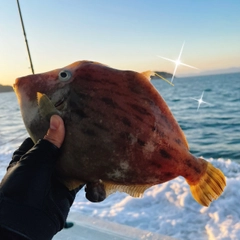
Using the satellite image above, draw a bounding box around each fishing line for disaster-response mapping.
[154,73,174,86]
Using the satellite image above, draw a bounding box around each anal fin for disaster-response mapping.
[103,181,154,198]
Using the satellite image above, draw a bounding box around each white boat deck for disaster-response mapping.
[53,212,177,240]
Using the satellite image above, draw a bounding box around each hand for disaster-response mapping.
[7,115,65,169]
[0,115,83,240]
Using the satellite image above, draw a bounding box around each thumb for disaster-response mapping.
[44,115,65,148]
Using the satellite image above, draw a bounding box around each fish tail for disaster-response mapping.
[187,160,226,206]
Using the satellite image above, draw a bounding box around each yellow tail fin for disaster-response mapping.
[188,161,226,206]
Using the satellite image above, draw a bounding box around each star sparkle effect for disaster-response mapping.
[190,91,212,111]
[157,42,198,83]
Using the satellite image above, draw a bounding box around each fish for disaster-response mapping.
[13,60,226,206]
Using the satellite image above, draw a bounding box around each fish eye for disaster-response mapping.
[58,70,72,81]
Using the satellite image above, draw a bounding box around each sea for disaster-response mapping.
[0,72,239,240]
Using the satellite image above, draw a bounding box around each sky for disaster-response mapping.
[0,0,240,85]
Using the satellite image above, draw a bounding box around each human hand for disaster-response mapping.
[0,115,82,240]
[8,115,65,169]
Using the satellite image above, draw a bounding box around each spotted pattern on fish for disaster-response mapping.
[159,149,171,159]
[121,117,131,128]
[101,97,119,109]
[129,103,151,116]
[137,139,145,147]
[13,60,226,207]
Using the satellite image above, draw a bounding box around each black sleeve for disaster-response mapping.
[0,225,30,240]
[0,139,83,240]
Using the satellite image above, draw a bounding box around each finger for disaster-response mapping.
[44,115,65,148]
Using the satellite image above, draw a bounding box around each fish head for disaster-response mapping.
[13,60,105,142]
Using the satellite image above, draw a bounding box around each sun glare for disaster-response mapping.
[157,42,198,83]
[175,59,181,66]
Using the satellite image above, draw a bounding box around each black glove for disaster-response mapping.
[0,138,83,240]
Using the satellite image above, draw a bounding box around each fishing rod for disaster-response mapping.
[0,1,34,147]
[16,0,35,74]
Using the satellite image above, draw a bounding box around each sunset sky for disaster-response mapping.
[0,0,240,85]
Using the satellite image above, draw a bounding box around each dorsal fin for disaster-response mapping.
[141,71,155,81]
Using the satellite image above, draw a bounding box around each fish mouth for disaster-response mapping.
[38,89,69,113]
[54,97,65,108]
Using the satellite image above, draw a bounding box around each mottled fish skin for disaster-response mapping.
[13,61,226,206]
[58,62,193,184]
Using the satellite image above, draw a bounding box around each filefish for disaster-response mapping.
[13,61,226,206]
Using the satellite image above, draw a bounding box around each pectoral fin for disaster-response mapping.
[37,92,60,121]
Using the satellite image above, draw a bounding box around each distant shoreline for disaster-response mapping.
[0,84,13,93]
[151,71,173,80]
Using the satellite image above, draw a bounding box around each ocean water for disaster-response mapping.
[0,72,239,240]
[152,73,240,162]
